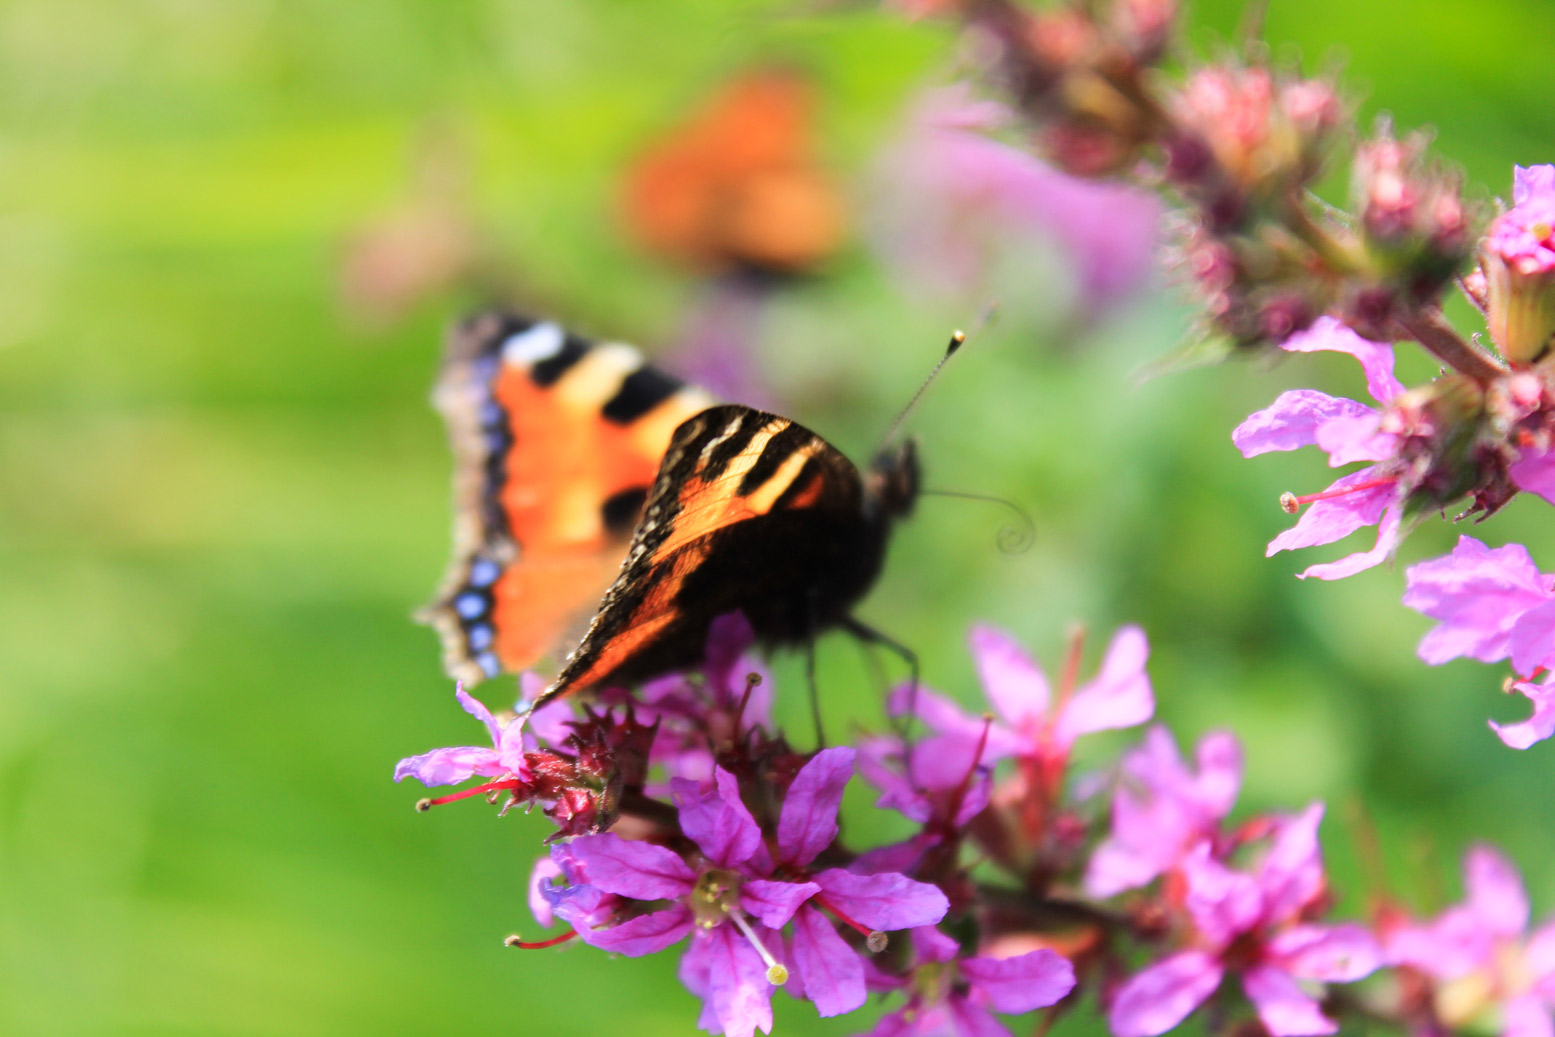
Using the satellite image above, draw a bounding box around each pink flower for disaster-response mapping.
[1402,536,1555,747]
[1086,726,1243,897]
[392,685,531,787]
[868,87,1159,315]
[1109,805,1380,1037]
[887,624,1153,775]
[1386,846,1555,1035]
[600,612,774,786]
[1233,317,1411,579]
[1483,165,1555,364]
[860,926,1075,1037]
[541,749,949,1034]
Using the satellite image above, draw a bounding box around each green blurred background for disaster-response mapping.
[5,1,1555,1034]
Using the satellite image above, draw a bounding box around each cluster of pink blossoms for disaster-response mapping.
[395,615,1551,1037]
[898,0,1555,751]
[1227,166,1555,746]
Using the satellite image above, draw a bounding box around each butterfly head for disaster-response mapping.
[868,437,919,520]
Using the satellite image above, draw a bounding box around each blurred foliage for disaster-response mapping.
[4,1,1555,1034]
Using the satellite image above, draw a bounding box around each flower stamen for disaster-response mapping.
[1280,476,1397,513]
[504,930,579,950]
[416,776,526,810]
[726,908,788,985]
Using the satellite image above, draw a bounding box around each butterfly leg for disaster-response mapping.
[805,639,827,749]
[838,616,922,786]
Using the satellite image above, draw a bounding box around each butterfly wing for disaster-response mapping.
[536,404,891,705]
[420,313,714,686]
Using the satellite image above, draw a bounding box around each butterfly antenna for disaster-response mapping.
[880,304,996,447]
[920,488,1035,554]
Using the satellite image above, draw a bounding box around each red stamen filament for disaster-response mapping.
[813,893,874,941]
[420,777,524,809]
[1280,476,1396,513]
[505,930,578,950]
[732,671,761,739]
[945,713,995,830]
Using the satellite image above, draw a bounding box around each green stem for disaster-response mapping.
[1393,308,1506,384]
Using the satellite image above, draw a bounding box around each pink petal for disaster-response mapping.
[1241,965,1337,1036]
[947,997,1013,1037]
[1057,625,1153,746]
[1108,950,1224,1037]
[1313,410,1397,466]
[812,869,949,931]
[565,832,696,901]
[960,949,1076,1013]
[1195,731,1244,818]
[1267,923,1380,982]
[1464,844,1530,936]
[866,1008,921,1037]
[777,747,854,867]
[1526,923,1555,983]
[1503,993,1555,1037]
[1279,316,1405,405]
[1512,599,1555,676]
[391,745,502,787]
[1084,838,1168,899]
[1259,804,1328,924]
[1233,390,1377,458]
[528,857,561,928]
[455,686,503,745]
[791,905,866,1017]
[1492,677,1555,749]
[684,924,775,1037]
[741,879,820,930]
[1512,448,1555,506]
[1268,468,1393,555]
[673,768,762,867]
[1515,165,1555,207]
[968,624,1052,725]
[1183,846,1264,946]
[1297,502,1402,581]
[575,904,693,956]
[495,712,531,777]
[1404,537,1551,665]
[522,673,576,748]
[1385,908,1493,977]
[887,683,1022,761]
[910,924,963,965]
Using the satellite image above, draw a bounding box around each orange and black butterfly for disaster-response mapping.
[419,312,920,711]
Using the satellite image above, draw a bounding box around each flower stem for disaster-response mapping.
[1393,308,1505,384]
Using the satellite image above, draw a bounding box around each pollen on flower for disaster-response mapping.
[1280,492,1299,514]
[766,964,789,985]
[867,931,889,953]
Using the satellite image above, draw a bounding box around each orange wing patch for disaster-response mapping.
[421,315,713,686]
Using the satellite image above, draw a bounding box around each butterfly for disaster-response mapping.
[419,311,920,711]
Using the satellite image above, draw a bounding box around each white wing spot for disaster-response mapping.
[502,322,565,365]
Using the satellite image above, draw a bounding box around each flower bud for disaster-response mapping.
[1166,64,1340,218]
[1351,128,1477,304]
[1481,165,1555,365]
